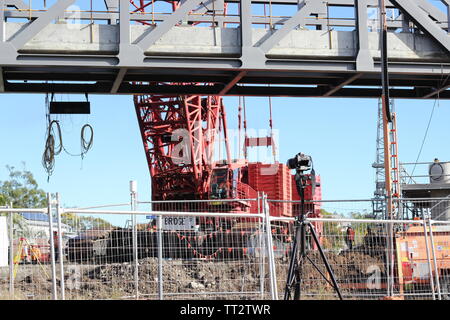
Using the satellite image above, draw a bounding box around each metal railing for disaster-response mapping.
[400,161,450,185]
[3,0,448,32]
[1,196,450,300]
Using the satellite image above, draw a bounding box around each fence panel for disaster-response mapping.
[0,212,9,299]
[399,198,450,300]
[3,197,450,300]
[141,199,270,300]
[62,210,137,300]
[155,214,267,300]
[269,199,441,300]
[429,220,450,300]
[0,210,53,300]
[59,199,270,300]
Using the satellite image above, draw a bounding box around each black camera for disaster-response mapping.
[287,153,312,171]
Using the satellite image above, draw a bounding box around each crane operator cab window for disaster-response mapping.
[210,168,230,199]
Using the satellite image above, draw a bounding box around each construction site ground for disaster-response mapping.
[0,247,399,300]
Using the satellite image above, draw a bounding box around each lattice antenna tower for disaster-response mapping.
[372,98,387,219]
[372,98,401,219]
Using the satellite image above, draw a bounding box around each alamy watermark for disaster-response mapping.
[169,125,281,175]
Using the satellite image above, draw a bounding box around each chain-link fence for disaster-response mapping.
[1,196,450,300]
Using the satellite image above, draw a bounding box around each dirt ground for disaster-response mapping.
[1,245,388,300]
[0,257,271,300]
[0,230,392,300]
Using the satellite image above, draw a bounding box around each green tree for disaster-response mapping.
[0,165,47,208]
[320,209,345,250]
[349,211,373,246]
[61,212,113,231]
[0,165,113,236]
[0,165,48,239]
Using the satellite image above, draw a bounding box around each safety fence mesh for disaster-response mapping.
[1,198,449,300]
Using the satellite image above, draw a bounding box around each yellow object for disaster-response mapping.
[12,238,49,281]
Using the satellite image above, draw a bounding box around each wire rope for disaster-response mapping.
[42,95,94,179]
[409,96,439,183]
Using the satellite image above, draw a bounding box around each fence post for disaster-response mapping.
[8,203,14,299]
[383,199,390,296]
[47,193,58,300]
[422,218,436,300]
[257,193,265,299]
[56,193,65,300]
[263,194,278,300]
[389,221,396,297]
[157,214,164,300]
[428,218,442,300]
[130,181,139,300]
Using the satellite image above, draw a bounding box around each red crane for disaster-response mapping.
[131,1,322,220]
[134,93,231,201]
[131,1,234,202]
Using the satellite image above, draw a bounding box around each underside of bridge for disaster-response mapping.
[0,0,450,98]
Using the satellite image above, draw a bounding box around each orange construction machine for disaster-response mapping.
[396,224,450,298]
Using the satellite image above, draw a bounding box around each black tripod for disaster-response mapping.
[284,169,343,300]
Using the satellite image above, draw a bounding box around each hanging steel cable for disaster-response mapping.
[42,94,94,179]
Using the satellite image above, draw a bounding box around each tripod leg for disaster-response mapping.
[308,223,344,300]
[284,223,301,300]
[293,222,308,300]
[293,254,304,300]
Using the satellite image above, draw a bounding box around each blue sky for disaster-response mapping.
[0,93,448,210]
[1,0,449,212]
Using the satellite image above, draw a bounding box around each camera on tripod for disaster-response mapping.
[287,153,312,172]
[284,152,343,300]
[287,152,319,205]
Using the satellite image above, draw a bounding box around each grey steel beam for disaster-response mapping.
[118,0,141,65]
[323,73,363,97]
[3,0,26,9]
[136,0,206,52]
[355,0,374,71]
[0,0,448,98]
[444,0,450,33]
[120,0,130,45]
[4,10,117,23]
[218,71,247,95]
[392,0,450,53]
[0,67,4,92]
[240,0,263,67]
[111,68,127,93]
[240,0,253,49]
[257,1,324,54]
[227,0,390,5]
[0,0,4,42]
[416,0,448,22]
[104,0,119,24]
[9,0,76,51]
[5,73,116,81]
[104,0,119,11]
[2,55,449,73]
[5,80,450,100]
[2,1,448,30]
[422,84,450,99]
[4,69,447,88]
[4,8,440,29]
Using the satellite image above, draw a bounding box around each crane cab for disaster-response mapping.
[210,168,230,199]
[209,160,248,200]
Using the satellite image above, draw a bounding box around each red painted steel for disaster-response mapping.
[134,93,226,200]
[131,1,322,216]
